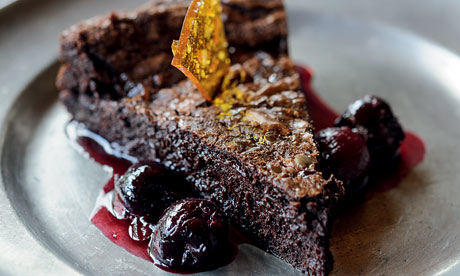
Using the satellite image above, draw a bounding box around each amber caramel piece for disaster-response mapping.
[171,0,230,101]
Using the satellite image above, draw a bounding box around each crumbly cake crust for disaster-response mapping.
[57,1,344,275]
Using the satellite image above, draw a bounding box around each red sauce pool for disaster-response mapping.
[69,65,426,273]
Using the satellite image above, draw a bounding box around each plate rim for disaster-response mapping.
[1,4,460,276]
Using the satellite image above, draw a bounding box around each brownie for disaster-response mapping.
[57,1,344,275]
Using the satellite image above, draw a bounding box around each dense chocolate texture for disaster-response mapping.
[57,1,344,275]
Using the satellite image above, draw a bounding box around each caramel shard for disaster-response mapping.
[171,0,231,101]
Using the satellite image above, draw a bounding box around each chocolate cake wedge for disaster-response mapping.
[56,0,344,275]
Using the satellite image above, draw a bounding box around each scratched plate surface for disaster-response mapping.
[1,1,460,275]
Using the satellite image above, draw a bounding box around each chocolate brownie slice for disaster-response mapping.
[57,1,344,275]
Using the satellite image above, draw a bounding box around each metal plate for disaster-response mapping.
[1,2,460,276]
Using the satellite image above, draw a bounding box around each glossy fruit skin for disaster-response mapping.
[150,199,230,270]
[115,161,195,222]
[335,95,405,164]
[316,127,370,188]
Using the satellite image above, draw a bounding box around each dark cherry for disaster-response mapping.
[115,161,196,223]
[315,127,370,189]
[149,199,231,271]
[129,216,153,242]
[335,95,405,164]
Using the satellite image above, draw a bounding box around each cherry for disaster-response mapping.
[335,95,405,164]
[315,127,370,189]
[115,161,196,223]
[149,199,231,270]
[129,216,153,242]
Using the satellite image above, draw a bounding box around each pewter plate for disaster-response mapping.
[1,1,460,276]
